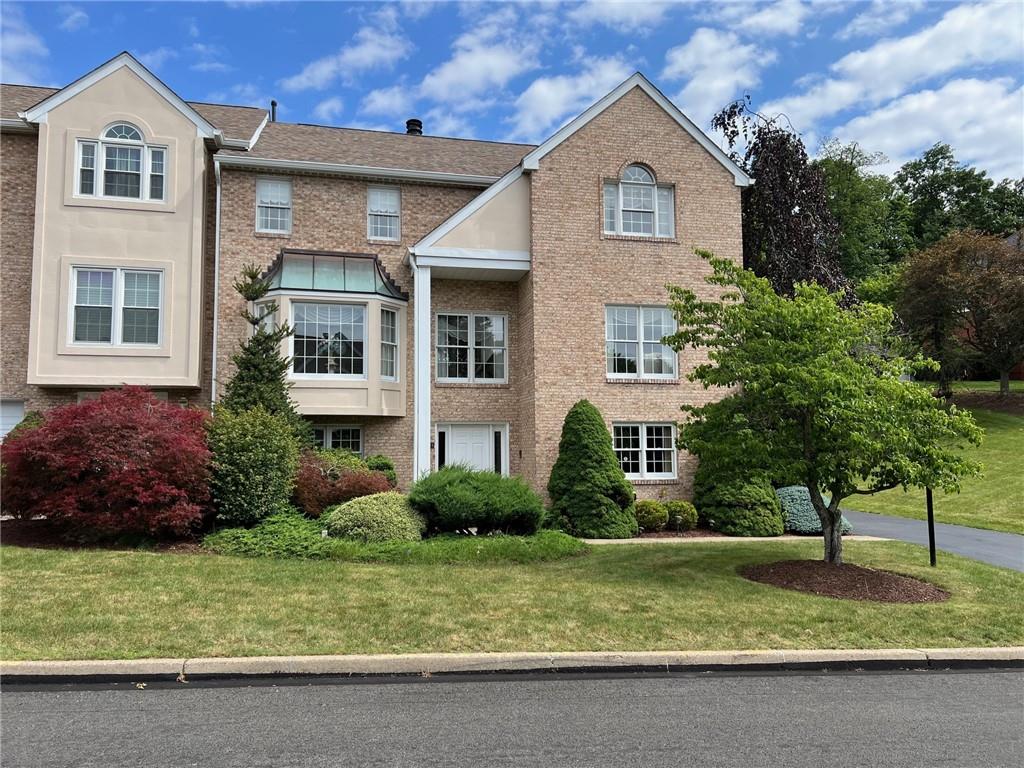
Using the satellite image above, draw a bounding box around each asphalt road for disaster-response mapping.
[3,670,1021,767]
[843,510,1024,571]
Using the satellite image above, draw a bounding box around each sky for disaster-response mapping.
[2,0,1022,179]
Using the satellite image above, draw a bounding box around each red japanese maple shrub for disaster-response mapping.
[1,387,211,538]
[292,451,392,518]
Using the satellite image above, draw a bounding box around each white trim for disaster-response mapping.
[435,422,510,476]
[68,266,164,348]
[435,311,509,385]
[521,73,751,187]
[255,176,293,235]
[605,304,678,380]
[412,259,431,479]
[0,117,36,133]
[211,158,223,404]
[246,112,270,149]
[380,306,399,382]
[413,167,523,253]
[20,52,216,138]
[312,424,364,455]
[216,154,499,187]
[74,131,167,204]
[612,422,678,481]
[289,299,369,381]
[367,184,401,242]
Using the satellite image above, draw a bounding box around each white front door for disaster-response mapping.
[436,423,509,475]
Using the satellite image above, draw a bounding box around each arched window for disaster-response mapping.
[76,122,166,202]
[603,164,674,238]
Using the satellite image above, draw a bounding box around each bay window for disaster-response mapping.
[292,302,366,377]
[436,312,507,383]
[603,164,674,238]
[71,266,162,346]
[381,307,398,380]
[605,305,677,378]
[613,423,677,480]
[76,123,166,202]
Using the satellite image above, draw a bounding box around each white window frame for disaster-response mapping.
[605,305,678,380]
[435,312,508,384]
[603,165,675,238]
[367,185,401,242]
[255,177,293,235]
[380,306,399,381]
[74,123,167,203]
[290,300,368,380]
[312,424,363,455]
[69,266,164,348]
[435,422,510,476]
[612,422,678,480]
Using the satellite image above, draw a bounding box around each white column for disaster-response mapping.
[412,259,431,478]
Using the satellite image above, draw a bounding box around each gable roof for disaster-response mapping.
[522,72,751,187]
[18,52,218,139]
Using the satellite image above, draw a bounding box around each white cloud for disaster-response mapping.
[212,83,279,112]
[507,55,633,141]
[738,0,809,36]
[280,25,412,91]
[189,42,230,73]
[187,19,200,39]
[764,1,1024,131]
[567,1,673,33]
[1,4,49,84]
[137,47,179,71]
[58,4,88,32]
[424,107,475,138]
[419,7,540,110]
[401,0,437,21]
[834,78,1024,181]
[361,84,415,117]
[312,96,344,123]
[836,0,924,40]
[662,28,776,126]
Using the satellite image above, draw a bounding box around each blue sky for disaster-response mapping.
[2,1,1022,178]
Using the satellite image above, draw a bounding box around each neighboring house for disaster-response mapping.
[0,52,749,498]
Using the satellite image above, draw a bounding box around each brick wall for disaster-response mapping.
[527,86,743,500]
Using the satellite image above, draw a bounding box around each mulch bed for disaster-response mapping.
[741,559,951,603]
[954,392,1023,416]
[640,528,719,539]
[0,519,205,554]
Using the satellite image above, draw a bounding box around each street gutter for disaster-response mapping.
[2,648,1021,685]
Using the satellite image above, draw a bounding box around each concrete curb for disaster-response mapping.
[582,535,889,544]
[2,648,1021,684]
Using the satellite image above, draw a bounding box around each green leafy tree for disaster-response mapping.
[893,143,1024,248]
[548,400,638,539]
[221,264,311,446]
[666,251,982,564]
[814,140,914,281]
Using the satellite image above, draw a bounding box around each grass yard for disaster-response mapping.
[848,407,1024,534]
[2,540,1021,661]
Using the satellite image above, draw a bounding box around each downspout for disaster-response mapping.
[210,157,222,407]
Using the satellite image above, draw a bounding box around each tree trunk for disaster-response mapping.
[822,512,844,565]
[1000,369,1010,397]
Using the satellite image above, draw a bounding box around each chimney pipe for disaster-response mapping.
[270,100,278,122]
[406,118,423,136]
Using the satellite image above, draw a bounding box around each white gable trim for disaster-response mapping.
[412,166,523,253]
[20,52,216,138]
[521,73,751,187]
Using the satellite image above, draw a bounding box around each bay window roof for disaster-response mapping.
[263,249,407,300]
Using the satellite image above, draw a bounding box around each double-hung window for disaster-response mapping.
[603,164,674,238]
[613,423,677,480]
[256,179,292,234]
[71,267,162,346]
[76,123,166,202]
[380,307,399,380]
[368,186,400,241]
[436,313,507,383]
[605,305,677,379]
[292,302,366,377]
[313,425,363,454]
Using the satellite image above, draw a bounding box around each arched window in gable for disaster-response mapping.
[76,121,166,202]
[603,164,674,238]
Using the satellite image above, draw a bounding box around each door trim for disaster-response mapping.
[434,422,510,476]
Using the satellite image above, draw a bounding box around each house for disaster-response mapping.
[0,52,749,498]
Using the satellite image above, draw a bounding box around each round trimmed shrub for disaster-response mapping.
[665,500,698,532]
[408,465,545,535]
[634,500,668,532]
[365,454,398,487]
[207,406,299,527]
[317,448,368,473]
[323,492,424,543]
[547,400,637,539]
[702,480,784,537]
[776,486,852,535]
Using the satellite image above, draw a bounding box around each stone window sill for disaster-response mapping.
[255,231,291,239]
[435,382,511,389]
[631,478,680,486]
[606,377,680,386]
[601,234,679,245]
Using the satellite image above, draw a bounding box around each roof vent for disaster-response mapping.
[405,118,423,136]
[270,100,278,122]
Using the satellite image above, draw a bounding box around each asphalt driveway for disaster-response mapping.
[844,510,1024,572]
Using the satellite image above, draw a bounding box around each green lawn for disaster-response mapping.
[2,540,1021,661]
[848,408,1024,534]
[916,380,1024,393]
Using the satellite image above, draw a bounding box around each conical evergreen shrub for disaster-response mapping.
[547,399,638,538]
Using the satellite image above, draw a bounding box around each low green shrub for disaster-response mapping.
[5,410,43,442]
[634,500,668,532]
[322,492,424,543]
[775,486,853,535]
[665,500,698,532]
[701,480,784,537]
[316,448,368,473]
[408,466,545,535]
[204,516,585,563]
[207,406,299,527]
[365,455,398,487]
